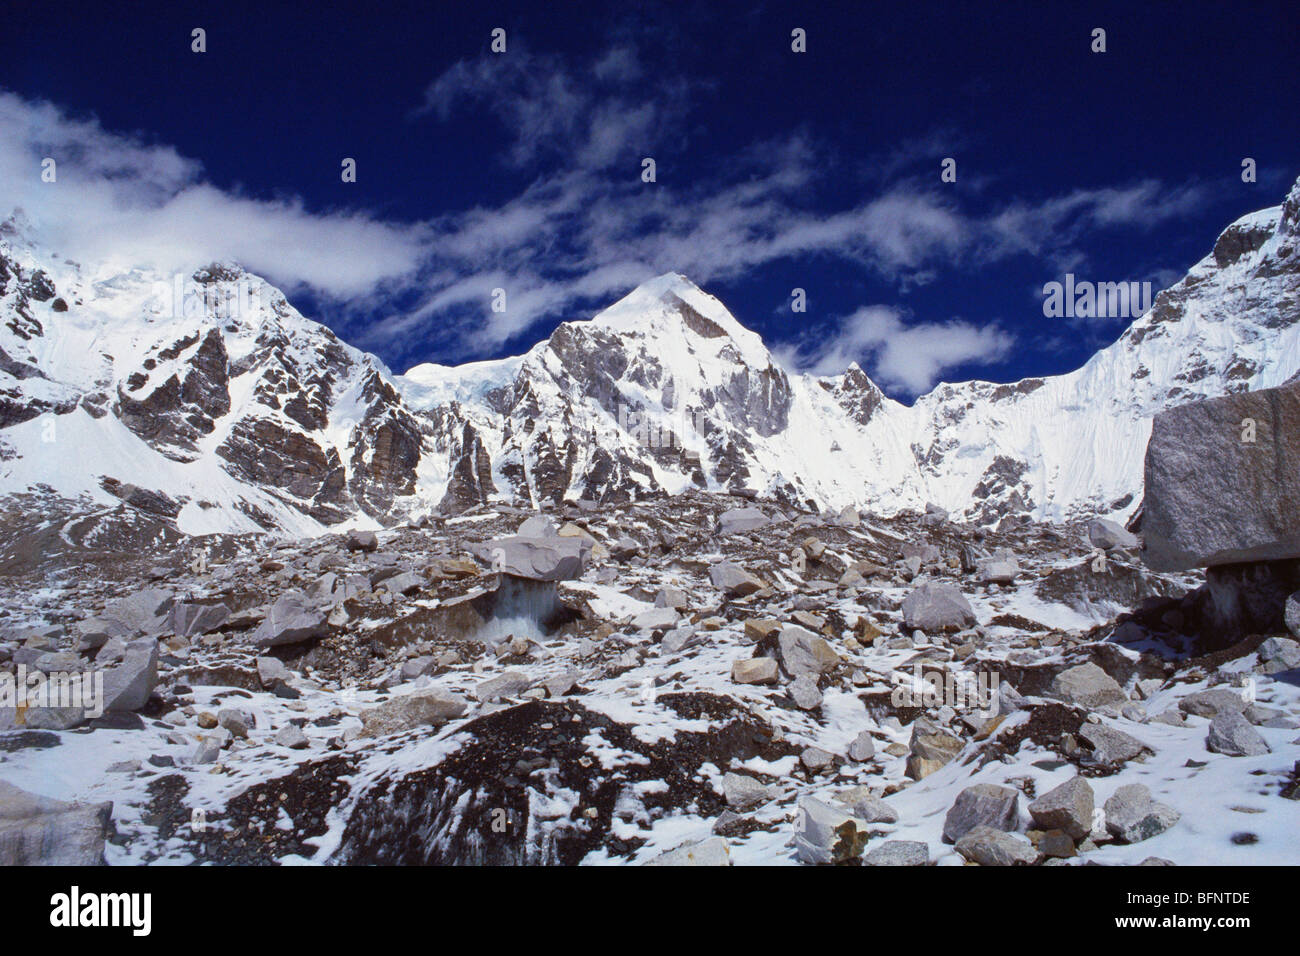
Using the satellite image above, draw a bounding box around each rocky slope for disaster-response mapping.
[2,176,1299,565]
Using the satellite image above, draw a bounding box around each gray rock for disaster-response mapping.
[905,722,964,780]
[1286,596,1300,641]
[1142,378,1300,571]
[954,826,1037,865]
[473,670,532,702]
[516,515,558,538]
[1028,776,1094,840]
[255,655,293,688]
[1089,518,1139,552]
[632,607,679,631]
[777,625,839,677]
[709,562,766,598]
[731,657,779,684]
[717,507,771,535]
[383,571,424,597]
[166,601,230,638]
[359,688,468,737]
[274,725,309,749]
[1079,723,1149,766]
[101,638,159,712]
[942,783,1020,843]
[864,840,929,866]
[1103,784,1181,843]
[1260,634,1300,672]
[251,592,327,648]
[73,616,133,651]
[472,534,589,582]
[722,772,772,810]
[661,626,703,655]
[654,587,689,609]
[789,674,823,710]
[834,787,898,824]
[848,730,876,762]
[1206,710,1272,756]
[644,837,731,866]
[1046,661,1127,708]
[1180,688,1249,718]
[102,587,174,634]
[901,582,976,632]
[346,529,378,552]
[977,556,1019,584]
[794,796,869,864]
[800,746,834,771]
[218,707,253,738]
[0,781,112,865]
[900,542,941,564]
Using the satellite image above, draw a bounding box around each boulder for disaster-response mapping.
[1079,723,1149,766]
[472,670,532,702]
[901,582,976,632]
[1142,379,1300,571]
[865,840,929,866]
[834,787,898,824]
[102,588,173,635]
[346,529,379,552]
[1028,776,1095,840]
[359,688,467,737]
[848,731,876,762]
[942,783,1020,843]
[977,555,1019,584]
[1103,784,1180,843]
[1089,518,1139,552]
[472,535,589,582]
[788,674,823,710]
[251,592,327,648]
[905,721,963,780]
[794,796,869,864]
[1259,635,1300,673]
[776,625,839,677]
[722,772,771,810]
[167,601,230,638]
[644,837,731,866]
[0,781,113,865]
[1180,688,1248,718]
[731,656,779,685]
[709,562,766,598]
[1045,662,1127,709]
[954,826,1037,866]
[1206,710,1271,756]
[717,507,770,535]
[101,638,159,712]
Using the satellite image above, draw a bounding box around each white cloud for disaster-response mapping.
[0,91,427,299]
[778,305,1017,395]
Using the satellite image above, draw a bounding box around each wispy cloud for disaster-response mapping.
[775,305,1017,395]
[0,92,428,299]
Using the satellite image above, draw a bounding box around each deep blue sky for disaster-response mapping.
[3,0,1297,397]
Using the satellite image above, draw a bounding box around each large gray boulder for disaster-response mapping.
[901,582,976,632]
[472,535,589,582]
[644,837,731,866]
[942,783,1020,843]
[717,507,771,535]
[794,796,869,864]
[709,561,766,598]
[101,638,159,712]
[1089,518,1139,552]
[251,591,327,648]
[167,601,230,638]
[359,688,467,737]
[102,588,173,635]
[1045,661,1127,709]
[1142,379,1300,571]
[1206,710,1271,756]
[1103,784,1180,843]
[1028,776,1094,840]
[0,782,113,865]
[777,625,839,677]
[954,826,1037,866]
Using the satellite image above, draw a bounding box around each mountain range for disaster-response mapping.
[1,175,1298,559]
